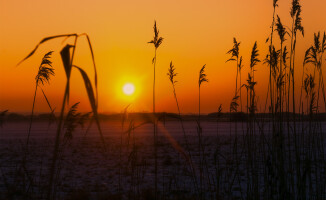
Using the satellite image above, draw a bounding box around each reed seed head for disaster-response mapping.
[167,61,177,86]
[148,21,164,49]
[199,64,208,87]
[35,51,55,86]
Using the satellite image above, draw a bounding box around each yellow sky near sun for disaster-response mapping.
[0,0,325,113]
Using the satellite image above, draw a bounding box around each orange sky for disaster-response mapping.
[0,0,325,114]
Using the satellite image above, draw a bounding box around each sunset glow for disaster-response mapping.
[0,0,325,113]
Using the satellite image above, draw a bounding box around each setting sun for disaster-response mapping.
[123,83,135,96]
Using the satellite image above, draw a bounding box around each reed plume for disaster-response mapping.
[250,42,260,81]
[198,64,208,120]
[227,38,241,96]
[167,61,177,86]
[63,102,90,142]
[304,74,316,114]
[199,65,208,87]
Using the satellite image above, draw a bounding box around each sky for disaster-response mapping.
[0,0,325,114]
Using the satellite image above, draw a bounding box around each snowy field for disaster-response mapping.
[0,121,325,199]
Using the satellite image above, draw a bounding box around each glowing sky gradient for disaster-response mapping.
[0,0,325,113]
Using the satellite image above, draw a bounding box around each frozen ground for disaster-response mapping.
[0,121,325,199]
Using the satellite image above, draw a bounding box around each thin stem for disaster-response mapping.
[26,83,38,149]
[153,49,158,199]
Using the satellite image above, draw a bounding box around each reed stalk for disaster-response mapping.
[148,20,163,198]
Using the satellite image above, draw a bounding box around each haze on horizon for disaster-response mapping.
[0,0,325,114]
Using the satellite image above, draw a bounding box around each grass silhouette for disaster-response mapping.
[148,20,163,198]
[26,51,55,149]
[17,33,104,199]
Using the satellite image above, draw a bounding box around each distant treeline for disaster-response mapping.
[2,112,326,122]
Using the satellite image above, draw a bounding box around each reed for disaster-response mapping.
[148,20,164,198]
[198,64,208,198]
[226,38,241,97]
[267,0,279,114]
[167,61,199,193]
[26,51,54,149]
[244,41,260,198]
[226,39,243,198]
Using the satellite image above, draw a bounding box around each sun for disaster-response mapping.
[122,83,135,96]
[116,78,140,101]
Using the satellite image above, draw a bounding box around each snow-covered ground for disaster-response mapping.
[0,121,325,199]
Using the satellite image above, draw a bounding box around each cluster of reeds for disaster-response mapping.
[158,0,325,199]
[11,33,106,199]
